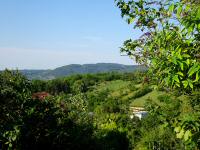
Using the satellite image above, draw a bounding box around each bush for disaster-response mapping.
[128,83,138,91]
[157,94,171,103]
[94,130,129,150]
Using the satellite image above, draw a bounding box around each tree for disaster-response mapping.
[0,70,32,149]
[46,78,70,95]
[72,80,88,94]
[31,80,47,93]
[115,0,200,148]
[115,0,200,91]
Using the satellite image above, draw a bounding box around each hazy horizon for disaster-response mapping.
[0,1,141,70]
[1,62,139,70]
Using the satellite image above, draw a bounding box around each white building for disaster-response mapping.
[130,107,148,120]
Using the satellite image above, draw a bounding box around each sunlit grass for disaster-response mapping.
[97,80,131,92]
[131,90,165,107]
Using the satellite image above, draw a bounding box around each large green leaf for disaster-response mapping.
[194,72,199,82]
[177,72,184,77]
[188,79,194,89]
[182,80,188,88]
[188,64,200,77]
[173,75,180,83]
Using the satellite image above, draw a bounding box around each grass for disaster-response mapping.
[178,95,193,115]
[92,80,193,111]
[130,90,165,107]
[92,80,139,101]
[130,88,192,109]
[97,80,131,92]
[92,80,168,108]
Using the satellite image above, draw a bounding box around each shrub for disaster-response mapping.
[157,94,171,103]
[128,83,138,91]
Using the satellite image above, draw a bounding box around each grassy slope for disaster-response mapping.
[96,80,131,92]
[130,90,165,107]
[130,88,192,113]
[92,80,192,116]
[94,80,153,105]
[93,80,133,102]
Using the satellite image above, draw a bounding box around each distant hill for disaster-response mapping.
[8,63,146,80]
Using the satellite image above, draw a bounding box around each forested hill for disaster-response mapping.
[15,63,145,80]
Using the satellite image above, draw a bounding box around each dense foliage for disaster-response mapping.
[2,69,199,149]
[0,70,147,150]
[116,0,200,149]
[1,0,200,149]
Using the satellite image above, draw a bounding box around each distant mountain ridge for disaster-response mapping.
[6,63,146,80]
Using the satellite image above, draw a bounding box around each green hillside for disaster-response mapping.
[17,63,146,80]
[1,70,198,149]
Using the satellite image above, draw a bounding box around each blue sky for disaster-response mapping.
[0,0,141,69]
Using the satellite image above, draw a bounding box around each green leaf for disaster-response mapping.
[198,24,200,30]
[172,57,177,65]
[122,4,127,9]
[175,82,180,87]
[188,24,194,34]
[178,62,184,71]
[194,72,199,82]
[177,72,184,77]
[9,143,12,148]
[188,80,194,89]
[177,129,184,139]
[177,5,182,18]
[135,7,139,14]
[174,126,181,133]
[12,135,17,141]
[182,54,190,58]
[127,17,134,24]
[184,130,192,141]
[169,3,174,13]
[186,59,190,66]
[188,64,200,77]
[173,75,180,83]
[182,80,188,88]
[164,76,171,85]
[185,5,190,12]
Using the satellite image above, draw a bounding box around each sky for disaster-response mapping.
[0,0,142,69]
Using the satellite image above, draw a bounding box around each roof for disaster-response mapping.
[32,92,50,100]
[130,106,146,112]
